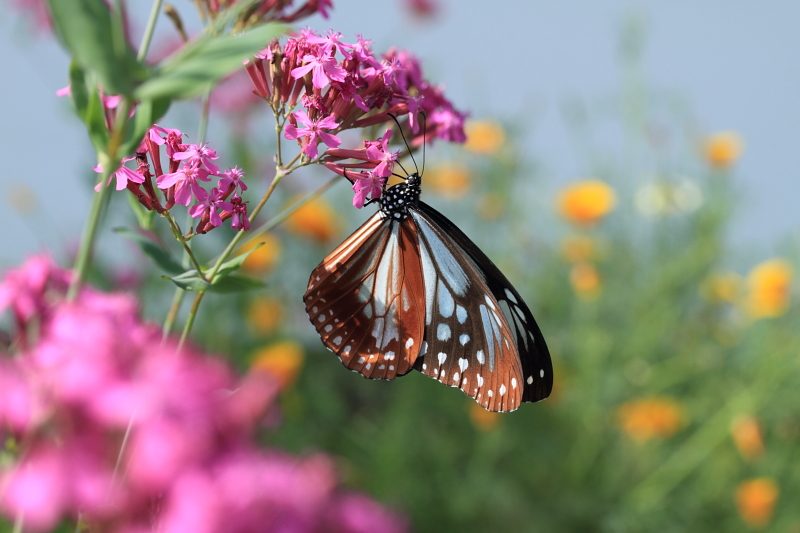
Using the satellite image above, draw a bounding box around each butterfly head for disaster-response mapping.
[379,172,421,220]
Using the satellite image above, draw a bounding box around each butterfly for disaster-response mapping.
[303,156,552,412]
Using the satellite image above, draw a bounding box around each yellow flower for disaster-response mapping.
[731,415,764,462]
[284,196,340,243]
[239,232,282,275]
[736,478,779,528]
[246,297,284,335]
[704,131,744,169]
[250,340,304,391]
[617,397,684,442]
[744,259,792,319]
[569,262,601,299]
[561,235,596,263]
[557,179,616,226]
[424,163,472,199]
[464,120,505,155]
[700,272,744,304]
[469,403,502,431]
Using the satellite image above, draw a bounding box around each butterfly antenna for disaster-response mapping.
[420,111,427,177]
[387,113,420,176]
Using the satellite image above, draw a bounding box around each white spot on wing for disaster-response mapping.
[504,288,518,303]
[500,384,506,396]
[438,352,447,365]
[333,336,342,345]
[459,334,470,345]
[405,338,414,349]
[458,358,468,372]
[476,350,485,365]
[527,376,533,385]
[437,279,455,317]
[324,324,333,333]
[512,378,517,389]
[477,374,484,387]
[540,369,545,378]
[437,323,451,341]
[456,305,467,324]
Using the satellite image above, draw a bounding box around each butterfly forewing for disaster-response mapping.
[409,210,525,412]
[416,201,553,402]
[304,212,426,380]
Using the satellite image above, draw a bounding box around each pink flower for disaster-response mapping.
[229,194,250,231]
[93,157,145,192]
[306,29,353,59]
[284,110,342,159]
[351,172,386,209]
[149,125,185,158]
[0,255,70,325]
[0,447,68,531]
[156,163,212,206]
[218,166,247,193]
[366,129,399,177]
[189,187,234,227]
[173,143,221,175]
[291,53,347,89]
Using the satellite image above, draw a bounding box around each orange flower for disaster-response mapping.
[617,397,684,442]
[701,272,744,304]
[250,340,304,391]
[704,131,744,169]
[464,120,505,155]
[424,163,472,199]
[736,478,779,528]
[557,179,616,226]
[569,262,601,299]
[284,196,340,243]
[469,402,502,431]
[476,192,505,221]
[744,259,792,319]
[239,232,282,275]
[246,297,284,335]
[561,235,596,263]
[731,415,764,462]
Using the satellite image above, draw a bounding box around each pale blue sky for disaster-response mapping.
[1,1,799,269]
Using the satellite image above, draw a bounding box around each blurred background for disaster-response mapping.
[2,1,799,531]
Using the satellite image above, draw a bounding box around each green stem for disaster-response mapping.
[165,214,207,279]
[178,290,205,350]
[68,99,133,300]
[162,287,184,340]
[197,88,212,143]
[137,0,164,61]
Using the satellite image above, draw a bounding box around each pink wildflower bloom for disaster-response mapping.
[351,35,381,69]
[156,164,212,206]
[0,255,70,325]
[351,172,386,209]
[218,166,247,193]
[189,187,234,227]
[429,107,468,143]
[291,53,347,89]
[56,85,71,97]
[307,29,353,59]
[149,124,185,159]
[229,195,250,231]
[173,143,221,175]
[366,129,399,177]
[93,157,144,192]
[284,110,342,159]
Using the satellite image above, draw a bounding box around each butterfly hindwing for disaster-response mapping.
[409,209,526,412]
[416,201,554,402]
[304,212,425,380]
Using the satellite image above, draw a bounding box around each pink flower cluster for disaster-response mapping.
[0,256,407,533]
[245,28,467,207]
[97,126,251,233]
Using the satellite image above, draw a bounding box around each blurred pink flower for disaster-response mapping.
[0,255,408,533]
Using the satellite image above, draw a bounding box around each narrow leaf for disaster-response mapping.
[114,227,184,274]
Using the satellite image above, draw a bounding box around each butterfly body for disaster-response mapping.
[304,173,552,412]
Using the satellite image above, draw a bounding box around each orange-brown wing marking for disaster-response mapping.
[304,213,425,380]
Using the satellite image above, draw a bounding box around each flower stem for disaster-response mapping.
[178,290,205,350]
[138,0,164,61]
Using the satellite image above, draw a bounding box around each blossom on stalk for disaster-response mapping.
[172,142,221,174]
[189,187,235,228]
[229,195,251,231]
[218,166,248,193]
[351,172,386,209]
[291,52,347,89]
[156,163,212,206]
[284,110,342,159]
[93,158,145,192]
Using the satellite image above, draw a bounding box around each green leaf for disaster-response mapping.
[211,242,264,281]
[67,60,89,117]
[114,227,184,274]
[84,85,110,154]
[134,24,286,101]
[207,275,265,293]
[47,0,148,97]
[164,271,210,292]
